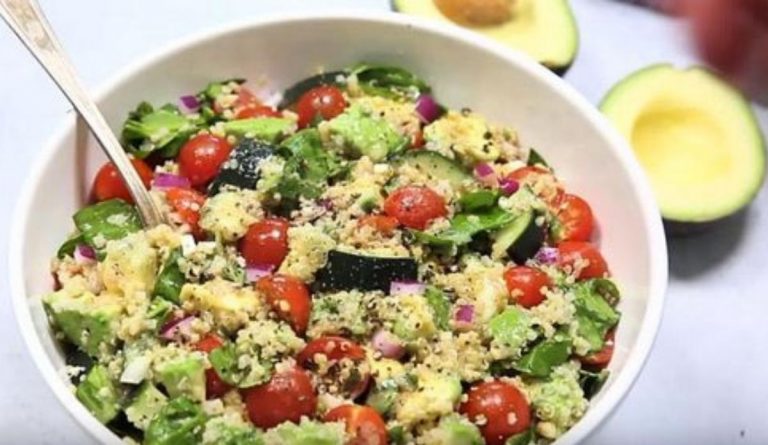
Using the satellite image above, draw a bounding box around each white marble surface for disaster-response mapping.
[1,1,767,443]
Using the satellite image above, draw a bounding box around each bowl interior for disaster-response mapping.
[12,14,666,444]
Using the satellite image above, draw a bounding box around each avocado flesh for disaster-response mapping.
[601,65,766,224]
[392,0,579,74]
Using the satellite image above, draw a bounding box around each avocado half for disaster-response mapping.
[392,0,579,75]
[601,64,766,231]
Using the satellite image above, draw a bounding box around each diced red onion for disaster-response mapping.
[390,280,426,296]
[179,95,201,112]
[159,315,196,341]
[74,244,96,264]
[246,264,274,283]
[474,163,498,187]
[153,173,191,190]
[371,330,405,360]
[415,94,441,123]
[455,304,475,324]
[535,247,560,265]
[499,177,520,196]
[318,198,334,211]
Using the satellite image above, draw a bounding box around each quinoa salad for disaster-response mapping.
[44,64,621,445]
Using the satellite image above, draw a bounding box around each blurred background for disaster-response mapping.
[1,0,767,443]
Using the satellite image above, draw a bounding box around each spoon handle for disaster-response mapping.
[0,0,166,227]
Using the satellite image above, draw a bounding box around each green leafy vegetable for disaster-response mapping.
[573,280,621,353]
[57,233,84,259]
[414,206,516,250]
[424,286,451,330]
[527,148,549,167]
[579,369,610,400]
[121,103,196,158]
[350,63,431,100]
[221,117,294,141]
[153,249,184,304]
[144,397,206,445]
[146,298,173,325]
[388,425,408,445]
[514,334,572,378]
[201,78,245,101]
[505,428,535,445]
[458,189,500,212]
[73,199,142,256]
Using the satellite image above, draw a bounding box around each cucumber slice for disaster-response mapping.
[492,210,545,263]
[394,151,472,189]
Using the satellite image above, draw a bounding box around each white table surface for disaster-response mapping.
[2,1,767,444]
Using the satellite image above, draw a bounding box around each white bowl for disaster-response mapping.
[9,12,667,444]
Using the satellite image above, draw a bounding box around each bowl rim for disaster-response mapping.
[9,11,668,445]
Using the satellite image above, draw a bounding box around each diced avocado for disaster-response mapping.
[458,189,501,212]
[73,199,142,254]
[396,372,462,425]
[179,278,263,333]
[125,382,168,430]
[424,286,451,331]
[423,111,503,163]
[221,117,294,141]
[393,0,579,75]
[202,416,264,445]
[527,364,588,439]
[75,365,121,424]
[308,290,372,338]
[394,150,472,189]
[155,354,206,401]
[427,414,484,445]
[145,396,207,445]
[261,418,346,445]
[514,332,572,378]
[43,289,122,357]
[326,104,407,161]
[121,103,197,158]
[488,307,536,361]
[101,231,158,297]
[392,294,439,341]
[491,210,545,264]
[601,64,766,228]
[153,248,184,304]
[199,189,261,241]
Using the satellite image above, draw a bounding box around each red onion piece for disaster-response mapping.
[179,95,200,112]
[455,304,475,324]
[534,247,560,265]
[499,178,520,196]
[153,173,191,190]
[371,330,405,360]
[159,315,196,341]
[74,244,96,263]
[246,264,274,283]
[390,280,426,296]
[415,94,441,123]
[474,163,497,187]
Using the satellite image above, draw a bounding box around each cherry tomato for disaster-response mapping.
[166,187,206,238]
[236,105,282,120]
[557,194,594,242]
[503,266,552,308]
[256,275,311,335]
[581,330,615,368]
[411,129,425,149]
[508,166,564,206]
[558,241,609,280]
[92,158,154,203]
[295,85,347,128]
[240,218,290,268]
[358,215,399,235]
[324,405,388,445]
[243,367,317,429]
[298,337,369,399]
[459,380,531,445]
[193,334,233,399]
[178,134,232,187]
[383,186,447,230]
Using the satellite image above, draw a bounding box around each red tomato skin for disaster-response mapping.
[92,159,154,203]
[295,86,347,128]
[358,215,399,235]
[324,405,388,445]
[383,186,448,230]
[240,219,290,267]
[459,380,532,445]
[194,333,224,353]
[581,330,616,368]
[297,336,367,367]
[236,105,282,120]
[165,187,206,237]
[557,194,594,242]
[243,367,317,429]
[503,266,552,308]
[558,241,609,280]
[193,334,233,399]
[256,275,311,335]
[411,129,425,149]
[178,134,232,187]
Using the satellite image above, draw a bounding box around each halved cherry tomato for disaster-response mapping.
[193,334,232,399]
[178,134,232,187]
[324,405,388,445]
[383,186,447,230]
[255,275,311,335]
[358,215,399,235]
[243,366,317,429]
[240,218,290,268]
[166,187,206,238]
[503,266,552,308]
[558,241,609,280]
[235,105,282,120]
[557,194,594,242]
[459,380,531,445]
[411,129,425,149]
[581,330,615,368]
[298,337,369,399]
[295,85,347,128]
[508,166,564,207]
[92,159,154,203]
